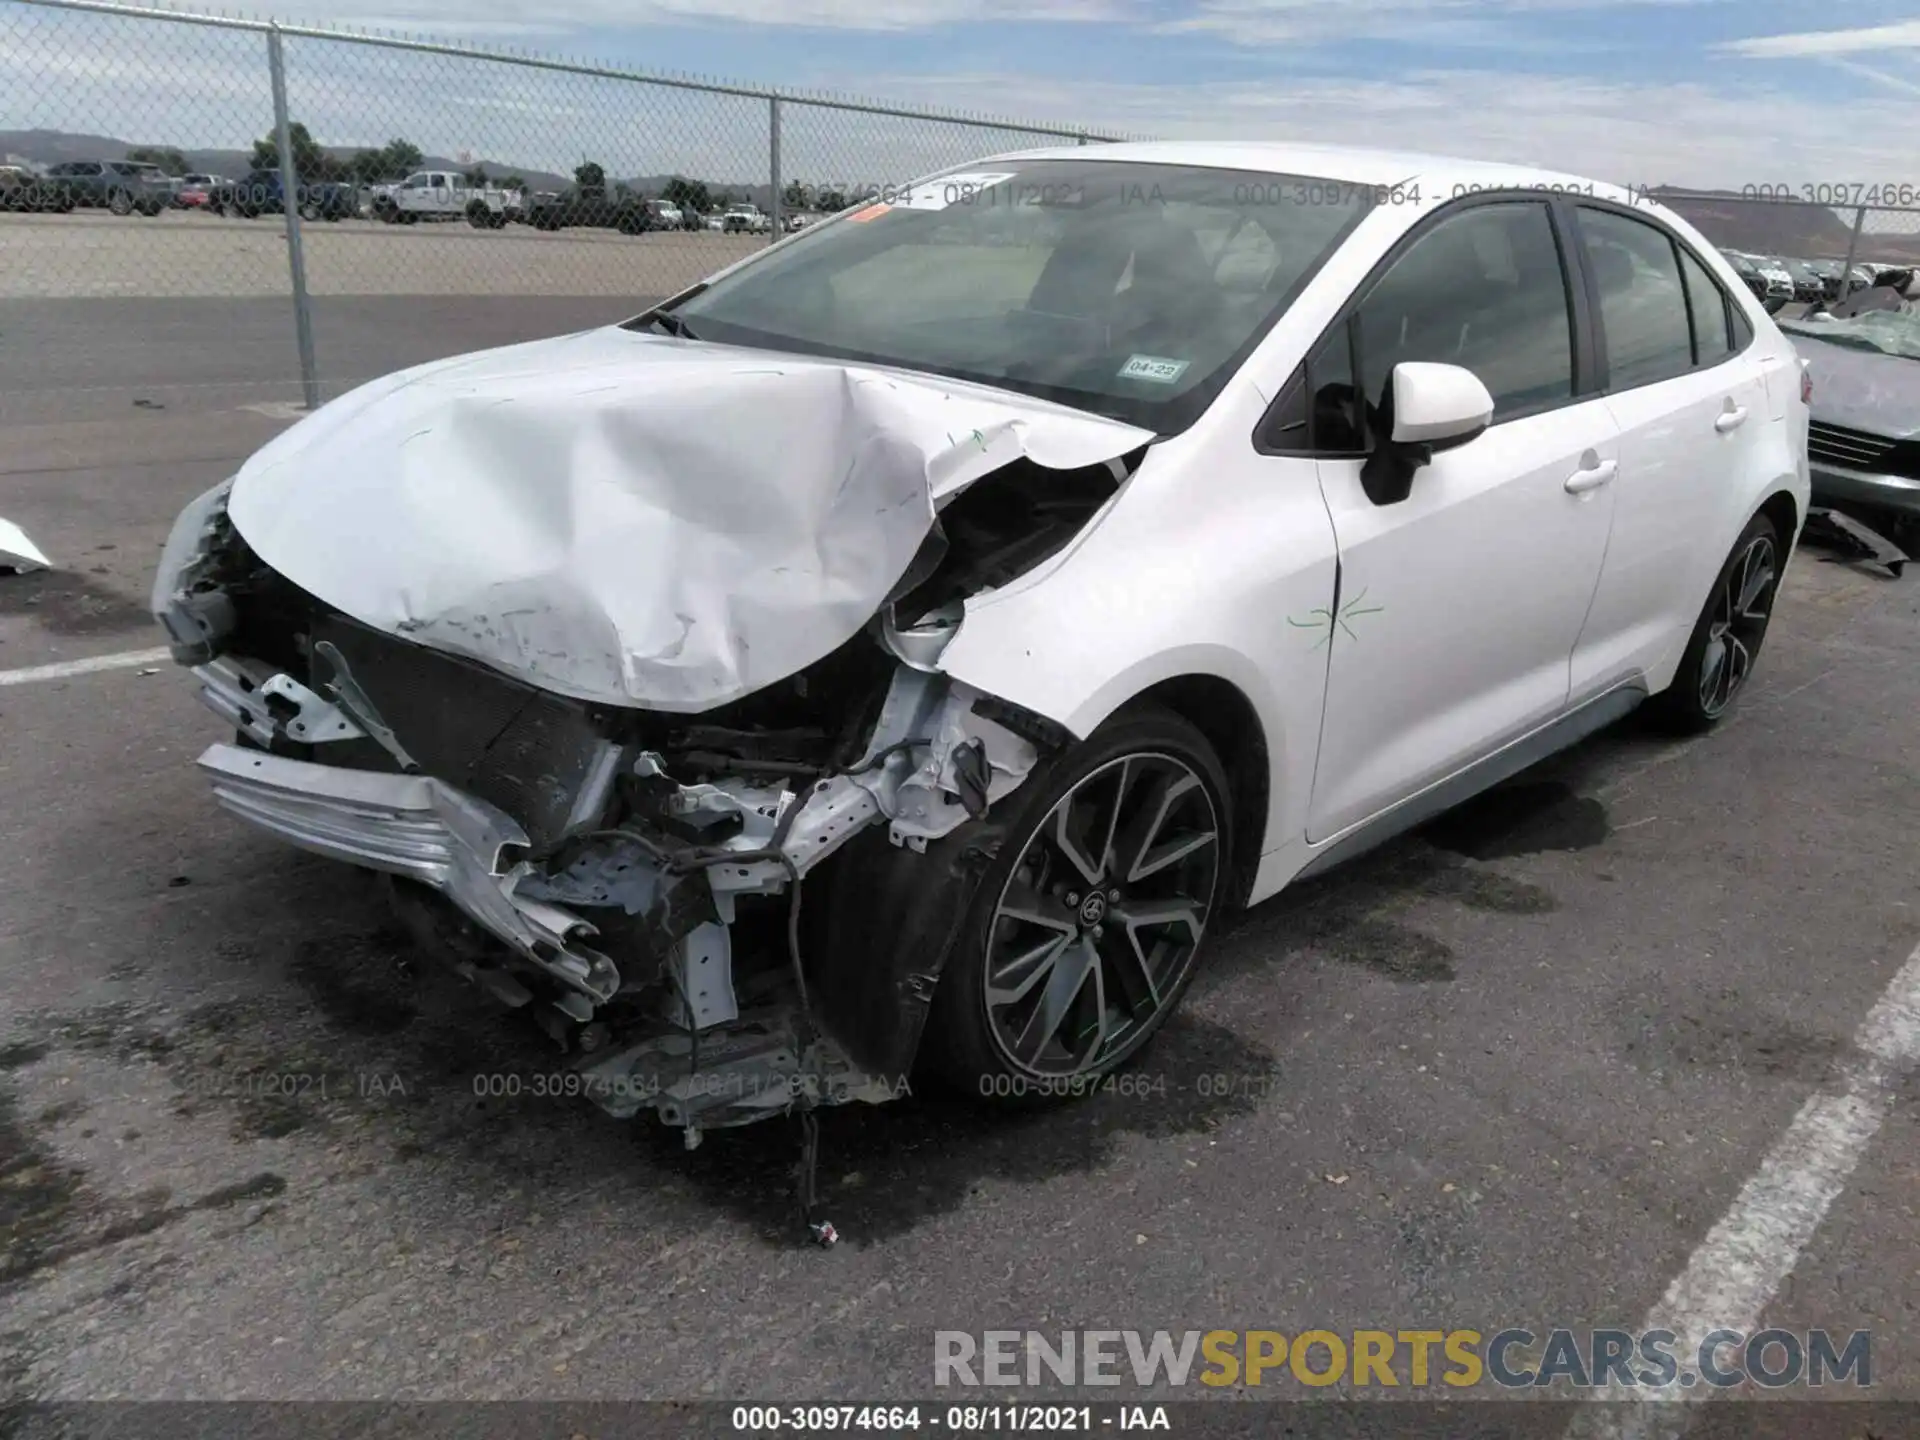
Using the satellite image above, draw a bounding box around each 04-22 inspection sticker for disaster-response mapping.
[1118,354,1191,384]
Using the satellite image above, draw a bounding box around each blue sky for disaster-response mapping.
[8,0,1920,191]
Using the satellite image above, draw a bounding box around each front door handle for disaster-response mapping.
[1565,458,1617,494]
[1715,404,1749,433]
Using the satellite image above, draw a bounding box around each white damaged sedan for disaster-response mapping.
[152,142,1809,1139]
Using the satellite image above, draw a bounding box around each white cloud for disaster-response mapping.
[844,65,1920,197]
[1721,20,1920,59]
[255,0,1141,35]
[1159,0,1731,46]
[1816,55,1920,97]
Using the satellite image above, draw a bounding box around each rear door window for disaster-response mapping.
[1577,207,1695,391]
[1678,248,1733,364]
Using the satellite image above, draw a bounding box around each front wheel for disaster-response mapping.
[108,189,133,216]
[1647,511,1783,734]
[920,705,1230,1102]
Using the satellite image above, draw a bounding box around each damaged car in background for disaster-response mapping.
[1778,303,1920,565]
[152,144,1810,1169]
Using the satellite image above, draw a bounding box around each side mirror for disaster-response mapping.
[1360,362,1494,506]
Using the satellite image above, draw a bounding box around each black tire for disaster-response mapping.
[108,189,133,216]
[1646,511,1783,735]
[919,704,1231,1104]
[467,202,489,228]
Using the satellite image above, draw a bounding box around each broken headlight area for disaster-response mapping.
[153,483,1086,1141]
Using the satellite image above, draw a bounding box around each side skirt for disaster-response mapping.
[1288,681,1647,884]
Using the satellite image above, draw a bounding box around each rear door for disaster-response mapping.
[1567,204,1777,697]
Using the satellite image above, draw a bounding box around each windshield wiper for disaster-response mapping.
[639,308,699,339]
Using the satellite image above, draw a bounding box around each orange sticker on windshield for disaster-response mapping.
[847,203,892,222]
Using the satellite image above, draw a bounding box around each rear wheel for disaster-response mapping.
[921,706,1230,1102]
[1647,511,1782,734]
[108,189,133,216]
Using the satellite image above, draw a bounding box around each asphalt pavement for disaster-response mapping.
[1,406,1915,1414]
[0,296,657,425]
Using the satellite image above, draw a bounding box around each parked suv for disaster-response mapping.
[213,169,355,221]
[1777,257,1826,306]
[523,187,661,234]
[44,159,171,216]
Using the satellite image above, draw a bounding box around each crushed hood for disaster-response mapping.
[1790,330,1920,440]
[226,326,1152,711]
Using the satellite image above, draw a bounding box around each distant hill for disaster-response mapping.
[1650,186,1920,265]
[0,129,779,206]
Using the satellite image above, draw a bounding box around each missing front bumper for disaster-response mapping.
[196,742,621,1003]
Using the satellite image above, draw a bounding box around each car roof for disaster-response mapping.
[956,139,1646,205]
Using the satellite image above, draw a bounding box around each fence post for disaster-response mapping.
[267,24,320,410]
[1840,205,1866,283]
[767,96,782,245]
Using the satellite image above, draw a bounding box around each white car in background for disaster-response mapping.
[151,142,1809,1141]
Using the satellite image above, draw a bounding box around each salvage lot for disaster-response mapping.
[1,406,1916,1406]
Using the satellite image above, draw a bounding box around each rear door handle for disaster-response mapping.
[1715,404,1749,433]
[1565,458,1617,494]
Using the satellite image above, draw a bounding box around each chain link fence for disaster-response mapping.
[0,0,1130,422]
[1649,187,1920,313]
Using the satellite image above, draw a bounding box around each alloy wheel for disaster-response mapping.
[1698,534,1777,717]
[983,752,1220,1077]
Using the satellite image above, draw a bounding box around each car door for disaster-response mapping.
[1294,198,1621,843]
[68,161,102,202]
[1567,204,1776,696]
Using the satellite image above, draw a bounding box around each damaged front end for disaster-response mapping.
[152,427,1130,1142]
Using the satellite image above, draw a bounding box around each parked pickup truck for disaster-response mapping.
[721,204,772,234]
[370,170,524,227]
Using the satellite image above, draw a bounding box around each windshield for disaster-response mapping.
[1781,307,1920,359]
[653,159,1373,433]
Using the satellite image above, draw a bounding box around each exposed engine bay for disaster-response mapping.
[152,442,1138,1150]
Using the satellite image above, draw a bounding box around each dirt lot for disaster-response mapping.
[0,209,764,299]
[0,406,1915,1416]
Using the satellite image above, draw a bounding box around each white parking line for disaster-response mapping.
[0,646,174,687]
[1564,938,1920,1438]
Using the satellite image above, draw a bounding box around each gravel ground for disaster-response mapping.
[0,209,763,299]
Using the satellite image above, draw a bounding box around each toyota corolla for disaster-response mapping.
[151,142,1810,1144]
